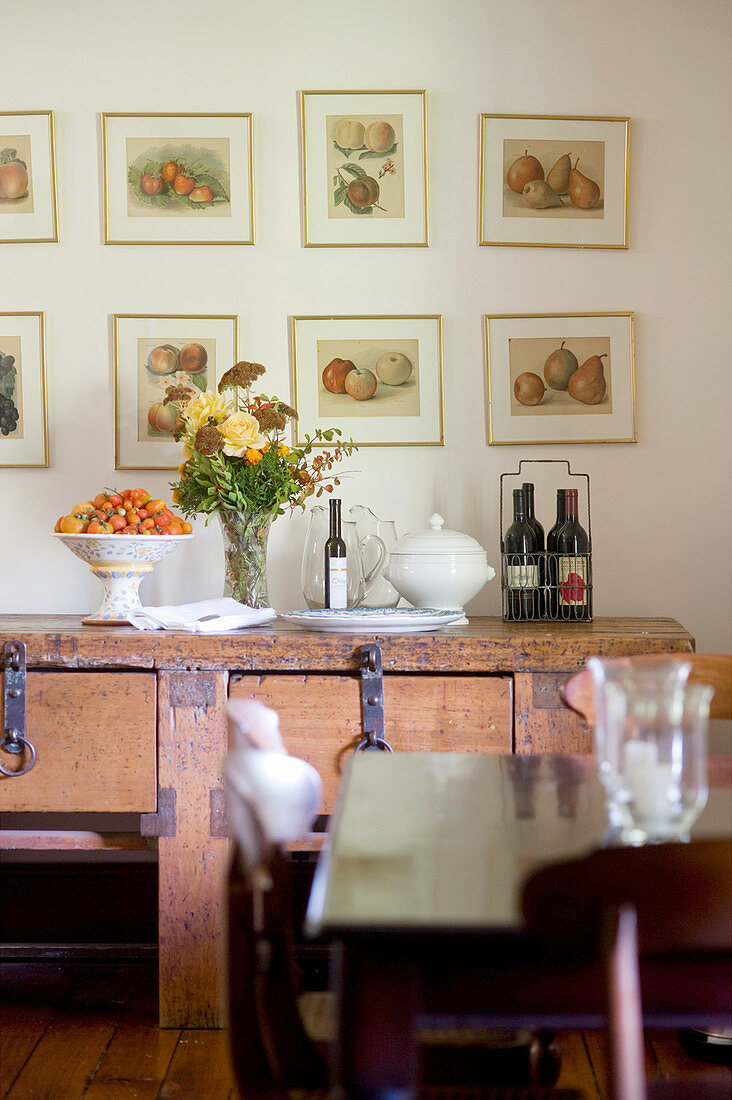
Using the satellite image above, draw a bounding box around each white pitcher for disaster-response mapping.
[350,505,400,608]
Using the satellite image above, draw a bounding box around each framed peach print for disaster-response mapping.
[291,314,443,446]
[114,313,238,469]
[479,114,630,249]
[300,91,428,247]
[102,113,254,245]
[485,312,636,445]
[0,111,59,244]
[0,312,48,467]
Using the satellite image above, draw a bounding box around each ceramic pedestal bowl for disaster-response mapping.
[53,532,193,625]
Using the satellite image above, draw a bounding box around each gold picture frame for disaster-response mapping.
[300,90,429,247]
[102,113,254,245]
[114,313,239,469]
[0,312,49,467]
[479,114,630,249]
[0,111,59,244]
[291,314,444,446]
[485,312,636,445]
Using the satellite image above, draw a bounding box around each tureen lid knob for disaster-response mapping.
[429,513,444,531]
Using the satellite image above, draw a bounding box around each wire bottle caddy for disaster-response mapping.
[500,459,593,623]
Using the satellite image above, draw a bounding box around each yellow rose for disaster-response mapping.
[184,390,231,432]
[220,412,268,457]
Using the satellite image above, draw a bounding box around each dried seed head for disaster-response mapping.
[194,425,224,455]
[218,361,267,392]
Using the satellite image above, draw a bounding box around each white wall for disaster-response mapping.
[2,0,731,652]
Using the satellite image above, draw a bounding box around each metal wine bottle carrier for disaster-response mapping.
[500,459,593,623]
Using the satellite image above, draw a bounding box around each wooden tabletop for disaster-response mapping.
[0,615,694,673]
[306,752,732,936]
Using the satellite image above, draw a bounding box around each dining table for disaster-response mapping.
[305,751,732,1096]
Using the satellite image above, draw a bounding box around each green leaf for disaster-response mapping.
[0,148,17,164]
[359,143,398,160]
[340,163,367,179]
[0,364,16,401]
[333,184,348,207]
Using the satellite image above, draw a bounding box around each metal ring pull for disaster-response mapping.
[356,732,393,753]
[0,735,36,776]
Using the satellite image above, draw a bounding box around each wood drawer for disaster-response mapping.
[229,673,512,814]
[0,671,157,812]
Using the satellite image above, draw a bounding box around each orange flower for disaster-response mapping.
[277,444,291,456]
[244,448,263,465]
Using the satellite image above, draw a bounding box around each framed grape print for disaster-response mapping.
[102,113,254,245]
[485,312,636,445]
[0,312,48,467]
[300,90,428,247]
[479,114,630,249]
[114,313,238,469]
[291,314,443,446]
[0,111,59,244]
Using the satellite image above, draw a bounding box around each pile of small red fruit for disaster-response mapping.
[54,488,193,536]
[141,160,213,204]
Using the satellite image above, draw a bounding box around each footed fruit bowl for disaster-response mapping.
[53,533,193,625]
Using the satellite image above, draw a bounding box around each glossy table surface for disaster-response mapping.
[306,752,732,935]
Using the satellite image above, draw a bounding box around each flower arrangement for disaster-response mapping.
[168,360,355,521]
[166,361,356,608]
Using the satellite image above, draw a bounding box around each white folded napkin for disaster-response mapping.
[127,597,276,633]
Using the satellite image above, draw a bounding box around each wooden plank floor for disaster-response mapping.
[1,960,730,1099]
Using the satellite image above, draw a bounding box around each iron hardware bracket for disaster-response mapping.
[356,644,392,752]
[1,642,35,777]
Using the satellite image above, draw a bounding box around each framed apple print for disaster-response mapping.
[485,312,636,445]
[300,90,428,247]
[0,111,59,244]
[0,312,48,467]
[114,313,238,469]
[102,113,254,245]
[479,114,630,248]
[291,315,443,446]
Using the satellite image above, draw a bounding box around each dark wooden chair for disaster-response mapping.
[562,652,732,725]
[521,839,732,1100]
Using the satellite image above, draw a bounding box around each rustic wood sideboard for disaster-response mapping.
[0,615,694,1027]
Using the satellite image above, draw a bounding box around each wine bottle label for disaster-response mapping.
[327,559,348,609]
[558,556,588,605]
[506,563,538,589]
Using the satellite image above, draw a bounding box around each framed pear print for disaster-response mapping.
[0,111,59,244]
[485,312,636,445]
[102,113,254,245]
[479,114,630,248]
[300,90,428,247]
[0,312,49,467]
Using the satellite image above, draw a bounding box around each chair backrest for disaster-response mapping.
[225,701,328,1097]
[563,652,732,724]
[522,838,732,956]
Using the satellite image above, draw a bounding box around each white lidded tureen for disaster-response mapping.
[381,513,495,617]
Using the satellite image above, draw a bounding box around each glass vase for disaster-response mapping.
[218,508,274,609]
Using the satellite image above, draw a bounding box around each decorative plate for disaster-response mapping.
[279,608,467,633]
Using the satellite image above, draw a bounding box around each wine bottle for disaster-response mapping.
[555,487,590,620]
[522,482,545,617]
[546,489,568,619]
[324,498,348,609]
[503,488,539,621]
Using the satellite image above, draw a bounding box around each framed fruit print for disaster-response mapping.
[114,314,238,469]
[300,90,428,247]
[0,111,59,244]
[485,312,636,445]
[291,314,443,446]
[102,113,254,245]
[479,114,630,249]
[0,312,49,467]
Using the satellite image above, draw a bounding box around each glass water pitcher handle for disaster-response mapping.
[360,534,387,595]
